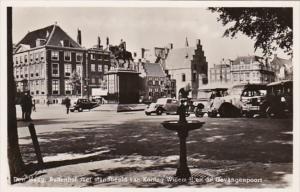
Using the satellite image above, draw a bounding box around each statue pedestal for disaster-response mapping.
[105,68,140,104]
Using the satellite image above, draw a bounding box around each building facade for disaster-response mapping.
[86,47,111,98]
[13,24,111,104]
[209,59,232,84]
[139,62,167,102]
[164,39,208,99]
[230,56,275,84]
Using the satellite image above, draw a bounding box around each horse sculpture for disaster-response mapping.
[110,45,134,69]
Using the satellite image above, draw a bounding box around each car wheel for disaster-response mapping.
[78,107,83,112]
[70,109,74,112]
[245,112,254,118]
[145,112,151,116]
[156,108,163,115]
[195,108,203,117]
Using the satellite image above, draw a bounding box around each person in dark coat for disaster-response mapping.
[24,91,33,121]
[65,97,71,114]
[20,93,27,120]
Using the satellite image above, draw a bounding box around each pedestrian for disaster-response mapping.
[65,97,71,114]
[32,99,36,112]
[20,92,27,120]
[24,91,33,121]
[47,100,50,106]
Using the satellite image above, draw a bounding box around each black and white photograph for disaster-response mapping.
[0,1,299,191]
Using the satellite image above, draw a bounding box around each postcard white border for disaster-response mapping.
[1,1,299,192]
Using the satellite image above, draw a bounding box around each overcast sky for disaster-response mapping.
[13,7,289,66]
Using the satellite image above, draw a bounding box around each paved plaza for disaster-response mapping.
[14,104,293,187]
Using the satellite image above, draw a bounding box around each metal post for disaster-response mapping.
[28,123,44,166]
[81,58,83,98]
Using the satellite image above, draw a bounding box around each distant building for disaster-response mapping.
[231,55,275,84]
[139,62,167,102]
[13,24,111,104]
[164,39,208,99]
[86,45,111,98]
[270,54,293,81]
[209,59,232,84]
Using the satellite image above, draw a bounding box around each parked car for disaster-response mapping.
[145,98,179,115]
[193,88,228,117]
[70,98,99,112]
[263,80,293,117]
[208,83,267,117]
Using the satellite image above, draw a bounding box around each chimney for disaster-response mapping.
[77,29,82,45]
[169,43,173,49]
[196,39,201,45]
[97,36,101,48]
[141,48,145,59]
[133,52,137,57]
[106,37,109,46]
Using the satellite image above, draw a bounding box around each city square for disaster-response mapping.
[14,104,292,187]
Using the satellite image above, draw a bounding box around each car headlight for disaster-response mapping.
[281,97,286,102]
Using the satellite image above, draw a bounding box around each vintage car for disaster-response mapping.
[208,83,267,117]
[193,87,228,117]
[145,97,179,115]
[264,80,293,117]
[70,98,99,112]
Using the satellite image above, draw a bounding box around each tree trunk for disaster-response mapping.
[7,7,27,184]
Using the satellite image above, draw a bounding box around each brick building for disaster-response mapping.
[139,62,167,102]
[13,24,111,104]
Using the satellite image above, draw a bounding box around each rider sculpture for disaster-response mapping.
[111,39,134,69]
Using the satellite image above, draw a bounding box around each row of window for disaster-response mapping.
[148,80,164,86]
[51,51,83,62]
[14,52,45,65]
[90,64,109,72]
[148,77,165,81]
[15,65,45,79]
[89,53,110,60]
[149,92,164,97]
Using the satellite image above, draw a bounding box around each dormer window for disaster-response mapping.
[36,38,46,47]
[61,40,70,47]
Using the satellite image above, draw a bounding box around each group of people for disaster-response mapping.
[20,91,35,121]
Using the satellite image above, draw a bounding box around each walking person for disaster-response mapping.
[32,99,36,112]
[65,97,71,114]
[24,91,33,121]
[20,93,26,121]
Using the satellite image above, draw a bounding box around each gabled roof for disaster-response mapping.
[15,24,82,50]
[16,25,54,48]
[165,47,195,70]
[232,55,263,65]
[142,63,165,77]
